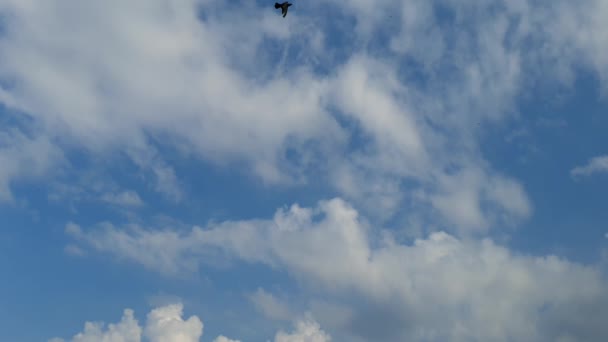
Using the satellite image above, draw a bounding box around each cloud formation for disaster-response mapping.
[571,155,608,178]
[274,317,331,342]
[249,288,293,322]
[0,128,63,202]
[67,198,608,341]
[51,308,141,342]
[50,303,328,342]
[6,0,598,232]
[0,0,606,230]
[101,190,144,207]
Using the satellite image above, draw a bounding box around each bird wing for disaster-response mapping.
[282,6,288,17]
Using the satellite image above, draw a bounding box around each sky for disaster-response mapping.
[1,0,608,341]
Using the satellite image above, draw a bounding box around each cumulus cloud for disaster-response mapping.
[50,304,205,342]
[274,317,331,342]
[50,303,327,342]
[52,308,141,342]
[144,304,203,342]
[67,198,608,341]
[571,155,608,178]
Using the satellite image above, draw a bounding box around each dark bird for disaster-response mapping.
[275,2,292,18]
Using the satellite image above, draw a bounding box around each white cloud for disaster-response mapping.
[49,304,205,342]
[67,198,608,341]
[144,304,203,342]
[5,0,602,231]
[65,221,200,276]
[212,336,240,342]
[50,303,327,342]
[249,288,293,321]
[571,155,608,178]
[60,308,142,342]
[274,316,331,342]
[0,128,63,202]
[101,190,144,207]
[0,0,605,223]
[46,168,147,212]
[3,1,608,341]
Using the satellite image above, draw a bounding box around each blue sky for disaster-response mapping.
[1,0,608,341]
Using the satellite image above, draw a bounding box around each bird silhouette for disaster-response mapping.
[275,2,292,18]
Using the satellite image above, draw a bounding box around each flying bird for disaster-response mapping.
[275,2,292,18]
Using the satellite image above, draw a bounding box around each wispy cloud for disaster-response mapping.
[50,303,329,342]
[571,155,608,178]
[249,288,293,321]
[0,128,63,202]
[4,0,607,231]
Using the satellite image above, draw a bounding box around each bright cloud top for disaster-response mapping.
[67,198,608,341]
[50,303,329,342]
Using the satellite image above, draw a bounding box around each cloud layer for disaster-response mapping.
[8,0,602,232]
[67,198,608,341]
[1,0,607,224]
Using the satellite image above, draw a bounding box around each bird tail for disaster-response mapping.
[275,3,280,8]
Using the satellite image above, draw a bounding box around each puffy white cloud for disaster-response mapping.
[50,303,326,342]
[274,317,331,342]
[144,304,202,342]
[67,198,608,341]
[49,304,203,342]
[571,155,608,178]
[53,308,142,342]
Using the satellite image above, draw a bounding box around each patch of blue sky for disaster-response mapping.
[481,69,608,263]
